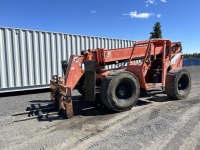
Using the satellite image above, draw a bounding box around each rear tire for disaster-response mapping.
[100,71,140,112]
[165,69,191,100]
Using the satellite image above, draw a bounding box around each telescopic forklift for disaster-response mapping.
[50,39,191,119]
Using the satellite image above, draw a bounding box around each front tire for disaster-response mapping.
[100,71,140,112]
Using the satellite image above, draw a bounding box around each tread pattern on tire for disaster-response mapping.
[100,71,140,112]
[165,69,191,100]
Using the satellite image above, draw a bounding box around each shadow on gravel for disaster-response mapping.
[18,94,153,122]
[29,100,52,103]
[72,95,154,117]
[70,95,115,117]
[13,95,115,122]
[13,93,171,122]
[136,99,152,106]
[147,95,174,102]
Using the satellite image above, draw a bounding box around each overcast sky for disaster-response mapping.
[0,0,200,53]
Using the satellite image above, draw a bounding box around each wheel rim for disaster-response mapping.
[178,74,189,92]
[115,82,132,99]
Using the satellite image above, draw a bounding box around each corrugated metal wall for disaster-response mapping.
[0,27,134,93]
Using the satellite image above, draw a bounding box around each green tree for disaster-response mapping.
[150,22,162,39]
[183,53,200,59]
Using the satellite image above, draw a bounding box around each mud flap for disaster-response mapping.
[84,60,96,101]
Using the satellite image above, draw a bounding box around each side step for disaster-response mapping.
[148,90,164,95]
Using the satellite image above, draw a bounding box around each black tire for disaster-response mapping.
[100,71,140,112]
[165,69,191,100]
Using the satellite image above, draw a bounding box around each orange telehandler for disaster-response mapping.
[50,39,191,119]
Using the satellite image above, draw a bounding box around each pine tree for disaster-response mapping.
[150,22,162,39]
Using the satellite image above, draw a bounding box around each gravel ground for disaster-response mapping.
[0,66,200,150]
